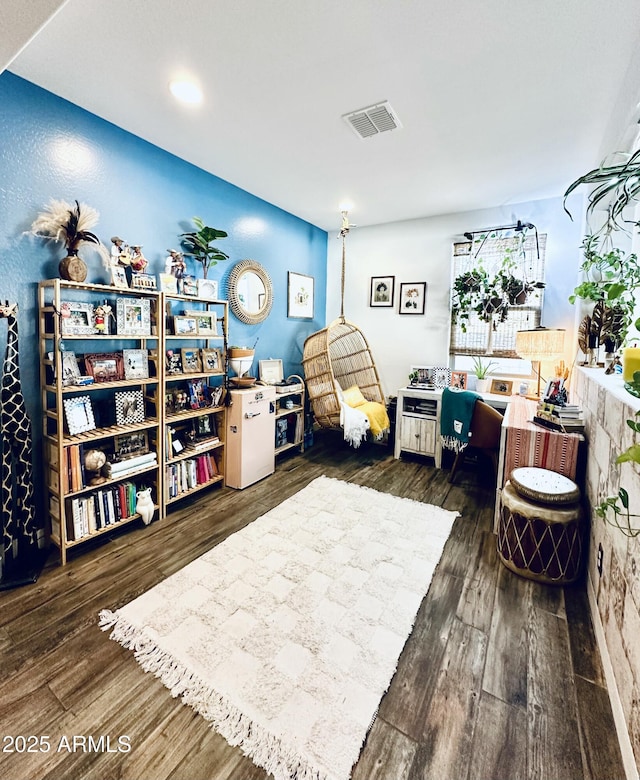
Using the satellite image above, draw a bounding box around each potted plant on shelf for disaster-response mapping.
[180,217,229,279]
[472,356,498,392]
[30,199,110,281]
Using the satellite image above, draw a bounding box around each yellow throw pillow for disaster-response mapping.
[342,385,367,408]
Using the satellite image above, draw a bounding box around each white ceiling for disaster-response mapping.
[5,0,640,231]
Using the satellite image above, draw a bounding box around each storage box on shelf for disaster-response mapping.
[38,279,162,564]
[162,291,228,505]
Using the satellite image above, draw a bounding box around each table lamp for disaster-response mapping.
[515,328,565,399]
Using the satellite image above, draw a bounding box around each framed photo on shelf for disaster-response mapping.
[158,273,178,294]
[110,266,129,288]
[114,430,149,460]
[197,278,218,300]
[196,414,217,438]
[543,377,565,403]
[181,348,202,373]
[490,379,513,396]
[60,302,97,336]
[173,315,198,335]
[201,348,222,373]
[123,348,149,380]
[131,273,157,290]
[114,389,145,425]
[184,310,217,336]
[188,379,207,409]
[84,352,124,383]
[165,349,182,375]
[287,271,314,318]
[61,351,82,386]
[116,297,151,336]
[63,395,96,435]
[370,276,395,307]
[451,370,468,390]
[398,282,427,315]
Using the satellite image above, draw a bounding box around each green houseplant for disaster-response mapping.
[472,356,498,392]
[180,217,229,278]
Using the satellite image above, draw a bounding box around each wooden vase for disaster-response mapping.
[59,253,88,282]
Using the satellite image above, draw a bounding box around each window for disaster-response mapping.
[450,230,546,358]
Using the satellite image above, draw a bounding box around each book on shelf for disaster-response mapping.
[107,451,157,477]
[533,415,584,433]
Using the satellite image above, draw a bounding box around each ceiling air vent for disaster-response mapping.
[343,101,402,139]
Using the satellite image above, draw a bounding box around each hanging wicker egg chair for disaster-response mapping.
[302,212,386,429]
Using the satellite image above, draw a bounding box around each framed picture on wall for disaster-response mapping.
[370,276,395,307]
[398,282,426,314]
[287,272,314,318]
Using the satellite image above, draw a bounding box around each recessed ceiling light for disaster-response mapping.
[169,80,203,105]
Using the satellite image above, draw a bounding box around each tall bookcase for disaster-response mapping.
[38,280,229,565]
[162,291,228,507]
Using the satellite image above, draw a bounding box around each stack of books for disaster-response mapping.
[534,402,585,433]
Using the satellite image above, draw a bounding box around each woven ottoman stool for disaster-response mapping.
[497,467,583,584]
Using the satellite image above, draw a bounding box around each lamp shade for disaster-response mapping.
[515,328,565,360]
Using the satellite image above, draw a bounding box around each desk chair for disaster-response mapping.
[449,399,503,483]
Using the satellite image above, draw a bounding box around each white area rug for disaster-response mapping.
[100,476,458,780]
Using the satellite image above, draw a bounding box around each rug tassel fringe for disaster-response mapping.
[99,609,327,780]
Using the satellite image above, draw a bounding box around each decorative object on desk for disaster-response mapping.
[451,370,467,390]
[429,366,451,388]
[472,356,498,393]
[180,348,202,374]
[369,275,395,307]
[63,395,96,435]
[399,282,426,314]
[123,349,149,380]
[114,389,145,425]
[179,217,229,279]
[409,366,435,387]
[185,310,217,336]
[440,387,480,453]
[116,297,151,336]
[490,378,513,396]
[100,476,457,780]
[173,315,198,335]
[201,347,222,373]
[84,352,124,383]
[60,302,97,336]
[29,198,110,281]
[515,327,565,399]
[542,377,565,404]
[135,488,155,525]
[288,271,314,319]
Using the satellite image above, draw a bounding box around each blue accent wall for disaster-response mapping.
[0,71,327,487]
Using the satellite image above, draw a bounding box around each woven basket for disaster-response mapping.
[302,318,385,429]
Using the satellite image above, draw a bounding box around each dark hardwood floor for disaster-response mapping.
[0,430,625,780]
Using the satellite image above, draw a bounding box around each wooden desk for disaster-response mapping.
[494,396,585,530]
[394,386,512,467]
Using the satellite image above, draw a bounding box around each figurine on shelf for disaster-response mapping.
[165,248,186,289]
[130,245,148,273]
[110,236,132,267]
[93,301,113,335]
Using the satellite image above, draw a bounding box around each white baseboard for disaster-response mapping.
[587,572,639,780]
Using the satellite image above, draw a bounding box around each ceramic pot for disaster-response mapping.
[476,378,491,393]
[135,488,155,526]
[59,252,88,282]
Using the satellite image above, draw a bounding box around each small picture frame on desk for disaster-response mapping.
[490,379,513,396]
[451,370,468,390]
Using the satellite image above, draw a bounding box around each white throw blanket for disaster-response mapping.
[340,400,370,448]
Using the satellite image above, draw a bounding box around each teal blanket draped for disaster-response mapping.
[440,387,480,452]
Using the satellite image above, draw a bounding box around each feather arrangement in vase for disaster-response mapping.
[30,199,110,281]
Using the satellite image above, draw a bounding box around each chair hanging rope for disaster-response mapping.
[302,211,386,430]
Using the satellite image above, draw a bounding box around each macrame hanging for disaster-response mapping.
[302,212,386,429]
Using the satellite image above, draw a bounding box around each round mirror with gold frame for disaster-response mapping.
[228,259,273,325]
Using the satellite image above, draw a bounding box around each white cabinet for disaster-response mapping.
[226,386,276,489]
[394,388,441,466]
